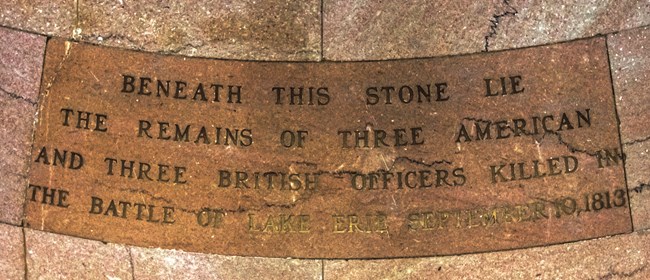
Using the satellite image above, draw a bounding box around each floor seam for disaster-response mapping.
[320,0,325,61]
[21,227,28,280]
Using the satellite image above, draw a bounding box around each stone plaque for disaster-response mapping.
[25,37,631,258]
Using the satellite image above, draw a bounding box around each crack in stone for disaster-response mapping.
[177,206,245,215]
[390,156,453,167]
[163,42,206,55]
[631,182,650,194]
[536,131,603,158]
[297,156,452,178]
[127,247,136,280]
[83,32,208,55]
[81,33,143,50]
[0,85,37,105]
[264,202,294,209]
[593,263,647,280]
[117,185,318,214]
[460,117,607,159]
[179,202,304,214]
[175,203,303,216]
[624,135,650,146]
[118,188,173,204]
[211,206,247,214]
[483,0,518,52]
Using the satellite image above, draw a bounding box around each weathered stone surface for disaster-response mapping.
[625,143,650,229]
[323,0,498,60]
[25,37,629,258]
[0,1,75,37]
[0,27,45,225]
[0,1,644,279]
[77,0,320,60]
[325,229,650,279]
[489,0,650,52]
[0,1,320,61]
[131,247,321,279]
[0,224,25,280]
[0,26,47,101]
[0,95,34,225]
[25,229,132,279]
[1,1,648,61]
[608,26,650,230]
[323,0,650,60]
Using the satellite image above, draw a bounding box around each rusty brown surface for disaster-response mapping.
[25,37,630,258]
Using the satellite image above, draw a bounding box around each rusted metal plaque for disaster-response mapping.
[25,37,630,258]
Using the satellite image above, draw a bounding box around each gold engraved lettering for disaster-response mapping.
[407,189,628,232]
[248,213,310,233]
[331,213,388,234]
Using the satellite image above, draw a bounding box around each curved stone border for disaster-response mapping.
[0,222,648,278]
